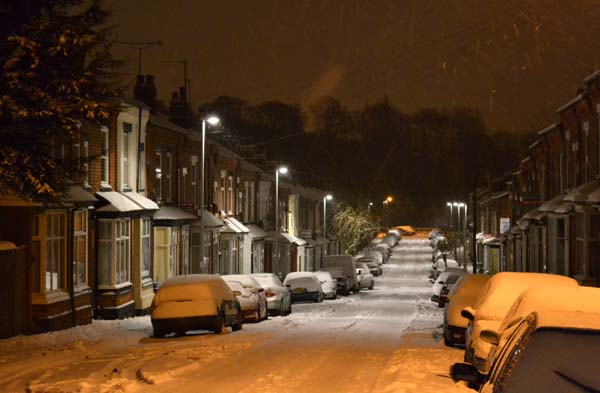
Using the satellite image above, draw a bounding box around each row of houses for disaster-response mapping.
[0,75,338,337]
[474,69,600,288]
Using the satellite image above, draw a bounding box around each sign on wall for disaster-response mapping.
[500,217,511,234]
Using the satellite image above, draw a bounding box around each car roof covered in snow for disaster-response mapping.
[314,271,333,280]
[153,274,235,304]
[498,285,600,332]
[474,272,578,321]
[284,272,318,281]
[221,274,261,289]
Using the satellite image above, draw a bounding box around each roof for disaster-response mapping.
[148,113,189,135]
[491,191,509,200]
[537,123,559,136]
[111,96,152,111]
[564,179,600,202]
[522,207,545,221]
[190,210,225,228]
[538,194,566,212]
[123,192,159,210]
[246,224,268,239]
[62,185,97,204]
[220,217,250,234]
[153,205,197,222]
[96,191,143,213]
[556,94,583,112]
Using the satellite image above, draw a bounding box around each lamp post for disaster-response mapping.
[199,116,220,272]
[274,166,288,275]
[463,203,468,240]
[447,202,453,229]
[383,196,393,229]
[323,194,333,240]
[453,202,461,233]
[368,202,373,214]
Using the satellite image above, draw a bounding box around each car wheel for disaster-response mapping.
[443,329,452,347]
[286,301,292,316]
[279,301,284,316]
[262,300,268,321]
[153,328,166,338]
[318,293,323,303]
[232,310,243,332]
[212,313,225,334]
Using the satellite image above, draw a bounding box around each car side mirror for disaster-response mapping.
[438,281,444,285]
[438,295,449,308]
[461,306,475,321]
[480,329,500,345]
[451,363,483,384]
[429,279,434,284]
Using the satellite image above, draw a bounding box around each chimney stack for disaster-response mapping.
[133,74,157,108]
[169,87,189,128]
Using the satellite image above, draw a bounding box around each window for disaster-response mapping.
[142,218,151,279]
[83,140,90,187]
[565,130,570,189]
[122,122,132,189]
[228,175,234,214]
[231,238,238,273]
[583,121,589,182]
[220,170,226,212]
[181,225,190,274]
[115,219,131,285]
[155,151,162,201]
[73,209,88,287]
[191,156,198,206]
[169,226,180,277]
[98,218,131,286]
[45,211,66,291]
[101,126,109,185]
[575,213,585,279]
[166,152,172,203]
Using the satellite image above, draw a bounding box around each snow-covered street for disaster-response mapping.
[0,238,470,393]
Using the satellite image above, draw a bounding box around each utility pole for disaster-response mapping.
[117,40,162,193]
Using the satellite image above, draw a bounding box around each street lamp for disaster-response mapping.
[383,196,393,229]
[453,202,461,232]
[447,202,453,229]
[199,115,220,272]
[323,194,333,240]
[274,166,288,274]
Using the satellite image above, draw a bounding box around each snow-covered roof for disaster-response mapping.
[220,217,250,234]
[122,192,159,210]
[191,210,225,228]
[538,194,565,212]
[491,191,509,200]
[96,191,143,213]
[62,185,97,204]
[521,207,545,221]
[153,206,196,222]
[246,224,268,239]
[564,179,600,203]
[473,272,578,321]
[536,123,559,136]
[584,69,600,83]
[556,94,583,112]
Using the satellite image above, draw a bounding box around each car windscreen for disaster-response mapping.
[445,274,462,285]
[497,328,600,392]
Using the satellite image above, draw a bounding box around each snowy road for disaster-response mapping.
[0,238,469,393]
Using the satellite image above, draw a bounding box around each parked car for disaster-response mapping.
[221,274,268,321]
[251,273,292,316]
[441,274,490,347]
[284,272,323,303]
[323,255,360,293]
[431,269,466,303]
[452,286,600,392]
[358,249,384,265]
[429,260,460,281]
[151,274,243,337]
[226,281,262,322]
[461,272,578,370]
[356,267,374,290]
[321,267,350,296]
[314,271,337,299]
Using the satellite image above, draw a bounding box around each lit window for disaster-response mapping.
[45,211,66,291]
[101,126,109,185]
[73,209,88,287]
[155,151,162,202]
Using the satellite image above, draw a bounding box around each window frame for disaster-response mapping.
[73,209,88,288]
[44,211,67,292]
[100,125,110,187]
[166,152,173,203]
[155,150,162,202]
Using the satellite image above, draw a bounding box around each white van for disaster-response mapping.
[323,255,359,293]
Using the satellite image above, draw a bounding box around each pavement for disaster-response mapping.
[0,238,471,393]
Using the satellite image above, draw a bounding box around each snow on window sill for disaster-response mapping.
[32,290,70,305]
[98,281,133,292]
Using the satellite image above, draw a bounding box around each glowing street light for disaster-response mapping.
[323,194,333,240]
[199,115,220,269]
[447,202,453,229]
[383,196,393,229]
[274,166,288,274]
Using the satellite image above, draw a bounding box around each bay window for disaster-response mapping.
[98,218,131,287]
[73,209,88,287]
[142,218,151,279]
[45,211,66,291]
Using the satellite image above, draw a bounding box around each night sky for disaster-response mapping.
[109,0,600,132]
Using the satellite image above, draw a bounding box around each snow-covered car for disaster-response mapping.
[356,267,374,290]
[355,257,381,276]
[284,272,323,303]
[151,274,243,337]
[431,269,466,303]
[452,286,600,392]
[314,271,337,299]
[380,235,398,248]
[461,272,578,371]
[357,249,384,265]
[429,259,460,282]
[323,255,360,292]
[225,280,262,322]
[251,273,292,316]
[321,267,350,296]
[442,274,490,347]
[221,274,268,321]
[372,244,390,262]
